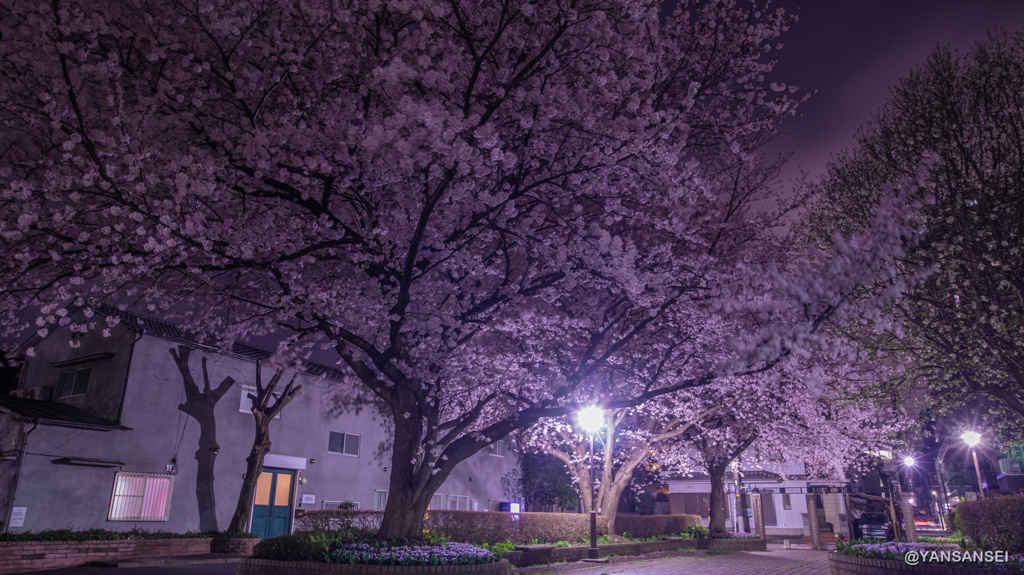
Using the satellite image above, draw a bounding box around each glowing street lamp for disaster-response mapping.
[961,431,985,499]
[577,406,604,560]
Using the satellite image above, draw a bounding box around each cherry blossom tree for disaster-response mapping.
[0,0,922,540]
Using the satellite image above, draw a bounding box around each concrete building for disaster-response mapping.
[666,457,848,543]
[0,309,518,538]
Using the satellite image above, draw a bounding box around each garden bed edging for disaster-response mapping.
[238,558,509,575]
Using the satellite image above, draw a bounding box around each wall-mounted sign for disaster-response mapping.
[9,507,26,527]
[301,494,316,505]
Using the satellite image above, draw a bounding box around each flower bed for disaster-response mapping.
[324,542,499,566]
[835,541,1024,571]
[710,531,761,539]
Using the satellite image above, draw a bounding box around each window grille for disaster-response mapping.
[108,472,174,521]
[322,500,359,510]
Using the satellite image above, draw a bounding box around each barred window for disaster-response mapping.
[108,472,174,521]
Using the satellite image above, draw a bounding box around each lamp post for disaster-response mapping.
[961,431,985,499]
[901,455,917,543]
[577,406,604,560]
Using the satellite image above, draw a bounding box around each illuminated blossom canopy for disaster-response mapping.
[0,0,920,538]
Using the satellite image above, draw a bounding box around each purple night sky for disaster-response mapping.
[765,0,1024,187]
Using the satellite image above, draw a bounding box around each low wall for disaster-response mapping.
[829,552,1018,575]
[0,538,213,574]
[211,537,259,555]
[238,558,509,575]
[698,538,767,552]
[504,538,702,567]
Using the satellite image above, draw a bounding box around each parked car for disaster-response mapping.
[855,512,894,541]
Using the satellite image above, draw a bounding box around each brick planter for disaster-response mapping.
[238,558,509,575]
[697,538,767,552]
[503,538,702,567]
[829,552,1019,575]
[211,537,259,555]
[0,538,213,574]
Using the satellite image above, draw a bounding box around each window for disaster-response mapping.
[57,368,91,398]
[107,472,174,521]
[239,387,281,418]
[373,490,388,511]
[327,432,360,457]
[488,440,506,457]
[756,449,783,462]
[322,500,359,510]
[447,495,469,511]
[782,493,792,510]
[430,493,445,510]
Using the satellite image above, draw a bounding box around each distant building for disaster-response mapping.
[666,457,848,543]
[0,309,518,537]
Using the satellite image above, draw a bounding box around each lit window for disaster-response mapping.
[488,440,506,457]
[373,490,388,511]
[108,472,174,521]
[57,368,91,398]
[327,432,360,457]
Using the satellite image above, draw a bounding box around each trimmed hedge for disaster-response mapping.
[252,533,328,561]
[957,496,1024,553]
[615,514,700,539]
[296,510,700,545]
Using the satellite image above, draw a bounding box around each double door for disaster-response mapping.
[250,468,294,539]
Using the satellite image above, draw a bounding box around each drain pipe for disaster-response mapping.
[3,419,39,533]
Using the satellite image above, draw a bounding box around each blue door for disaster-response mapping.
[250,468,294,539]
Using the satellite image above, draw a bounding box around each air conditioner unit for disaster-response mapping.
[10,386,53,401]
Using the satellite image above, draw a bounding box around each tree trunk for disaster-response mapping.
[376,389,432,541]
[226,365,300,535]
[600,482,626,536]
[376,482,432,541]
[708,461,729,534]
[226,422,272,534]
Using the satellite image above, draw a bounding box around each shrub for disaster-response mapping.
[635,492,656,516]
[425,510,607,545]
[682,524,709,539]
[614,514,701,539]
[251,533,327,562]
[957,496,1024,553]
[295,510,384,533]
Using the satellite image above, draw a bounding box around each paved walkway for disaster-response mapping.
[25,549,830,575]
[515,550,830,575]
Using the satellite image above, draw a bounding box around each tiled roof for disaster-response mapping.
[667,470,784,482]
[0,395,124,430]
[96,306,347,382]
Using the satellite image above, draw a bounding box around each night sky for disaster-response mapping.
[764,0,1024,187]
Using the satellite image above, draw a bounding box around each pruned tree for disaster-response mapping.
[226,365,301,535]
[169,346,235,532]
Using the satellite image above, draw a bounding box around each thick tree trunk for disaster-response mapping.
[226,423,271,534]
[376,483,432,541]
[600,482,625,536]
[707,461,730,534]
[376,389,432,541]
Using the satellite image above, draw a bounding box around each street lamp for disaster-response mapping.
[961,431,985,499]
[577,406,604,560]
